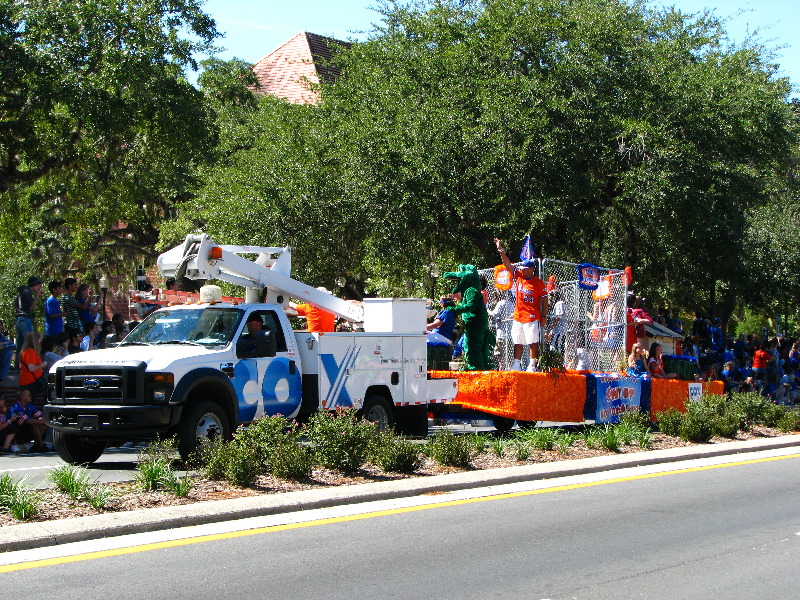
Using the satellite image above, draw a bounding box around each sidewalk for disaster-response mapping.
[1,434,798,553]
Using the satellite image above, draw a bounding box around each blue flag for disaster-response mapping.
[520,235,534,261]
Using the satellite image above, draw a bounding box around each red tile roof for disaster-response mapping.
[252,31,350,104]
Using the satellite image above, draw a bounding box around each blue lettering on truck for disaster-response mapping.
[320,346,361,409]
[232,358,301,420]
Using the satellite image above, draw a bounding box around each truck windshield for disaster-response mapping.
[120,308,244,346]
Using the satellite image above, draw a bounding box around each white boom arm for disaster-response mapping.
[157,233,364,323]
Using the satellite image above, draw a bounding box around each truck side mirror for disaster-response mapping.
[236,330,277,359]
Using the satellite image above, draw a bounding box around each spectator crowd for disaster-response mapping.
[1,274,148,454]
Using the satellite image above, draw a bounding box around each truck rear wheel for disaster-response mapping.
[177,400,230,460]
[53,431,107,465]
[492,416,516,433]
[360,394,394,431]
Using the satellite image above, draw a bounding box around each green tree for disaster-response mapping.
[185,0,797,310]
[0,0,220,280]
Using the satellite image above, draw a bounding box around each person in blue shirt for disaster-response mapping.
[44,280,65,337]
[9,389,49,453]
[426,297,457,345]
[709,317,724,352]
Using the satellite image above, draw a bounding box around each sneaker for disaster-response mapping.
[30,443,47,454]
[511,359,522,371]
[526,363,537,373]
[0,447,10,455]
[9,445,20,454]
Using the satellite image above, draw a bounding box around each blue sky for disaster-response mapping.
[201,0,798,97]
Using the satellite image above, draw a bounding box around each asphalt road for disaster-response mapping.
[3,449,799,599]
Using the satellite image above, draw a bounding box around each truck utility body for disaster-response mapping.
[45,234,458,463]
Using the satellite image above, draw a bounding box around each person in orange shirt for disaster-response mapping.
[750,341,773,381]
[289,287,337,333]
[18,332,47,399]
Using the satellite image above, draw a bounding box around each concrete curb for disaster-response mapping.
[2,434,799,552]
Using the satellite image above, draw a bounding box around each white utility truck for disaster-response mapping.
[45,234,458,463]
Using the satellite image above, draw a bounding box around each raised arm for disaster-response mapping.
[494,237,515,274]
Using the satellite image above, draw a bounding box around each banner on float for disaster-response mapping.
[584,373,651,423]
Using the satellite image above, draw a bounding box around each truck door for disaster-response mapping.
[231,309,302,421]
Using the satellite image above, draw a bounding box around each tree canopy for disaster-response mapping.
[188,0,798,320]
[1,0,798,332]
[0,0,219,278]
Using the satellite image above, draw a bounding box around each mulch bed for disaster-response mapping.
[0,425,787,527]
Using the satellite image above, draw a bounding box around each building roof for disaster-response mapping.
[644,322,683,339]
[252,31,351,104]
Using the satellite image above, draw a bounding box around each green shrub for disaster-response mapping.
[193,437,230,481]
[729,392,772,428]
[369,429,421,473]
[236,415,295,462]
[86,484,115,509]
[468,433,489,455]
[619,410,651,432]
[425,429,474,468]
[221,441,262,487]
[762,403,788,428]
[268,440,314,480]
[655,407,683,436]
[306,409,376,472]
[777,411,800,433]
[679,411,714,443]
[711,413,741,439]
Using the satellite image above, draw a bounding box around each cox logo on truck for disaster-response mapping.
[231,358,301,420]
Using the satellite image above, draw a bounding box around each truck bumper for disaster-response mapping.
[44,404,178,438]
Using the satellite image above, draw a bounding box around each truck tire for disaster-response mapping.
[53,431,107,465]
[177,400,230,461]
[360,394,394,431]
[492,416,516,433]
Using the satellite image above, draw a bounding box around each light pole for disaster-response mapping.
[99,275,109,321]
[429,263,439,300]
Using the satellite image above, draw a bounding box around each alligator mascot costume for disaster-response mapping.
[443,264,494,370]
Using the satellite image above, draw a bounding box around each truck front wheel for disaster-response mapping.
[360,395,394,431]
[53,431,107,465]
[177,400,230,460]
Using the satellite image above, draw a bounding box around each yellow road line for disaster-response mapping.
[2,452,799,574]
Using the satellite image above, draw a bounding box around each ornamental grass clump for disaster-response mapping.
[519,426,559,451]
[0,473,41,520]
[598,424,621,452]
[306,408,377,473]
[425,429,474,468]
[49,464,115,509]
[49,464,96,500]
[369,429,421,473]
[555,431,577,453]
[488,436,507,457]
[136,437,190,491]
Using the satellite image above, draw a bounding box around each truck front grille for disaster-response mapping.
[56,362,147,404]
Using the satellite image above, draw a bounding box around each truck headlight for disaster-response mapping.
[147,372,174,403]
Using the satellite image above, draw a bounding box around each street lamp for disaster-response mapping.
[429,263,439,300]
[99,275,109,321]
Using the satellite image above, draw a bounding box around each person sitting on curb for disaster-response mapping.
[0,398,19,454]
[9,389,49,453]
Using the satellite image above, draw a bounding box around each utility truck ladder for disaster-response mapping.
[157,233,364,323]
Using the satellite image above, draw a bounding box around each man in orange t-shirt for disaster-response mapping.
[289,287,336,333]
[494,237,548,372]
